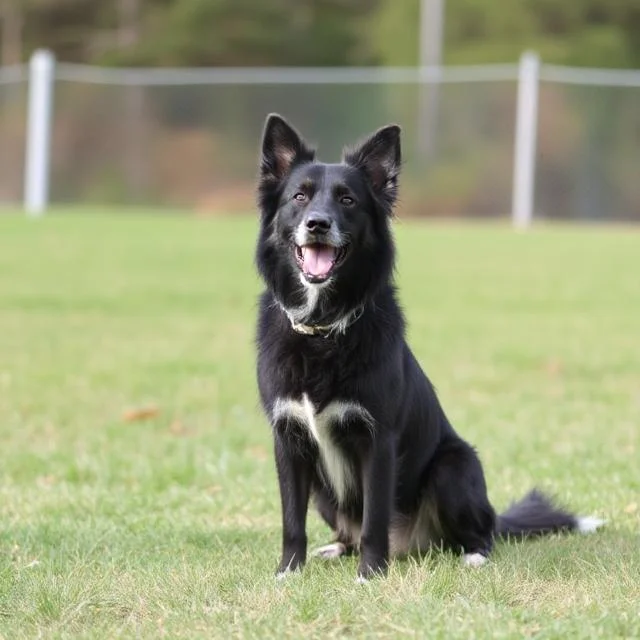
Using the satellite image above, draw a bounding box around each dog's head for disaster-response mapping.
[256,114,401,328]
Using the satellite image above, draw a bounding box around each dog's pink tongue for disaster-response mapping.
[302,245,336,276]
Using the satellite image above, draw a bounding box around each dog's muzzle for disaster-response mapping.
[294,218,348,283]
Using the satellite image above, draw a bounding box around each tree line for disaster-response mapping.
[1,0,638,69]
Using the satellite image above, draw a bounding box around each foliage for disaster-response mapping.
[368,0,640,68]
[9,0,640,68]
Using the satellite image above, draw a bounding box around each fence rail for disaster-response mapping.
[0,51,637,224]
[539,64,640,87]
[0,64,26,84]
[53,63,521,85]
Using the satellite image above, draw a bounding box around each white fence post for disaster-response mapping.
[512,51,540,229]
[24,49,55,216]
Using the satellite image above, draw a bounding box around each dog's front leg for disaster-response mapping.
[358,434,395,581]
[274,430,311,577]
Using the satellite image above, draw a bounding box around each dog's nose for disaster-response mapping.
[305,214,332,234]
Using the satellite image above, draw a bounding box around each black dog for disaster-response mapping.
[255,114,602,581]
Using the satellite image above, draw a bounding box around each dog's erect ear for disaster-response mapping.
[343,124,401,208]
[260,114,315,184]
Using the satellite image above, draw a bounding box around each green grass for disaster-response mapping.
[0,210,638,639]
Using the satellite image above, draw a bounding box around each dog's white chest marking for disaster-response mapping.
[273,395,373,503]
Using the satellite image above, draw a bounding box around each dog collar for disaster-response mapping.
[289,321,335,336]
[287,305,365,337]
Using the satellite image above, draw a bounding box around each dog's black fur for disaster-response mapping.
[255,114,592,580]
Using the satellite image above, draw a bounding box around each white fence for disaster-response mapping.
[1,51,639,224]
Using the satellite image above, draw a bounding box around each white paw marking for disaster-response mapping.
[577,516,606,534]
[463,552,488,568]
[312,542,347,559]
[355,575,368,585]
[275,568,297,581]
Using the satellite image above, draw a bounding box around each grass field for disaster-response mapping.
[0,211,638,639]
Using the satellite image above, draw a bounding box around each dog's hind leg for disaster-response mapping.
[312,541,351,559]
[421,437,496,565]
[311,490,358,559]
[313,486,338,530]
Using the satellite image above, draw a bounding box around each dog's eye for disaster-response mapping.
[340,195,355,207]
[293,192,308,203]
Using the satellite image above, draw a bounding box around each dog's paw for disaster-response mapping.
[311,542,347,560]
[356,558,388,582]
[275,567,300,581]
[462,552,488,568]
[275,557,303,580]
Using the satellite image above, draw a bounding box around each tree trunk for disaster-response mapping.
[118,0,139,48]
[1,0,24,65]
[118,0,148,203]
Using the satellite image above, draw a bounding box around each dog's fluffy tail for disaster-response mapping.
[496,489,605,539]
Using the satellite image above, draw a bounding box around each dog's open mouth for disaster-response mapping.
[295,243,348,282]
